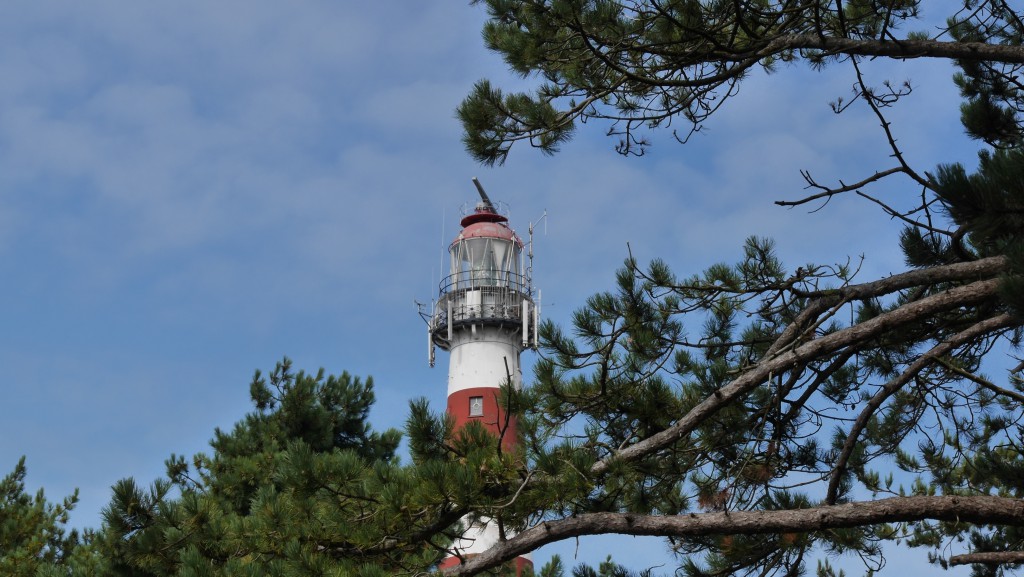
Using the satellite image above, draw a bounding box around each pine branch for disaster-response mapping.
[789,255,1007,300]
[779,167,906,208]
[591,275,1004,477]
[440,496,1024,576]
[825,312,1018,504]
[934,358,1024,404]
[949,550,1024,566]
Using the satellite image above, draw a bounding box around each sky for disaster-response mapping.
[0,1,988,573]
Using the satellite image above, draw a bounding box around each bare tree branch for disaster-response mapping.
[790,256,1004,301]
[778,167,906,208]
[936,358,1024,405]
[441,496,1024,576]
[950,550,1024,566]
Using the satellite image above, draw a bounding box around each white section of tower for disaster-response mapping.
[448,516,504,557]
[446,328,523,395]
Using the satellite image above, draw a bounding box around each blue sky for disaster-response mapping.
[0,0,985,572]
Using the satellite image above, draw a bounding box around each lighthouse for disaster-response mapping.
[428,179,537,573]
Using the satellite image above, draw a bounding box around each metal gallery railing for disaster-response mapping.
[432,280,534,334]
[437,270,530,296]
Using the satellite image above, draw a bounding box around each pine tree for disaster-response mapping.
[95,358,440,577]
[439,2,1024,576]
[0,457,103,577]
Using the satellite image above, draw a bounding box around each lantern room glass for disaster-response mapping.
[450,236,522,291]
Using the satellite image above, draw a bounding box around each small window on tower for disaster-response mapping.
[469,396,484,417]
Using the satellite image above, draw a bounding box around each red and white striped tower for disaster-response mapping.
[428,180,537,574]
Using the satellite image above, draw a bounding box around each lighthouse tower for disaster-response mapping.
[428,180,537,573]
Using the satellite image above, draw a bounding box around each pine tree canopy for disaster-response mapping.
[458,0,1024,164]
[90,359,449,577]
[1,458,82,577]
[441,2,1024,577]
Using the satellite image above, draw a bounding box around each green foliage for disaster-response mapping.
[931,147,1024,317]
[458,79,575,166]
[455,5,1024,571]
[94,358,455,577]
[88,359,548,576]
[0,457,104,577]
[174,359,402,514]
[528,555,657,577]
[496,213,1021,576]
[949,12,1024,148]
[460,1,1023,162]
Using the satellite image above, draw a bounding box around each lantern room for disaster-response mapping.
[448,210,525,293]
